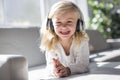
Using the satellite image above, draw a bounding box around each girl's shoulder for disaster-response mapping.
[73,38,88,47]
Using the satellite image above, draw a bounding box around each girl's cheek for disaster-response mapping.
[54,26,60,31]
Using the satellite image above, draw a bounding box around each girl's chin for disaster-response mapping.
[60,35,71,39]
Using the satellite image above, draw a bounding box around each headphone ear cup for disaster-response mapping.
[76,19,80,32]
[76,19,84,32]
[46,19,54,31]
[50,19,54,31]
[80,20,84,30]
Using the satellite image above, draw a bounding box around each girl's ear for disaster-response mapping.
[76,19,84,32]
[46,18,54,31]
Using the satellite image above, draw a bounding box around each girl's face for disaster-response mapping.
[52,11,78,40]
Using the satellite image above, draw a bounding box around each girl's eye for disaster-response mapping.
[67,21,72,23]
[67,21,73,24]
[55,22,61,25]
[57,22,61,24]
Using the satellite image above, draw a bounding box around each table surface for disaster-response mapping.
[29,62,120,80]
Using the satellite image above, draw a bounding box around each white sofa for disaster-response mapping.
[87,30,120,62]
[0,27,120,80]
[0,27,45,80]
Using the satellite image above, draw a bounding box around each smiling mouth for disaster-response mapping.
[60,31,70,35]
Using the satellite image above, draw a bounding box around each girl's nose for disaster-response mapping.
[62,23,67,27]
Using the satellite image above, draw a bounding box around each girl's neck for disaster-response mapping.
[60,37,73,45]
[59,37,73,56]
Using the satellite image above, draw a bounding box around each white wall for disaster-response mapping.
[0,0,4,24]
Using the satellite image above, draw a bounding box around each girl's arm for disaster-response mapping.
[45,51,57,76]
[68,41,90,74]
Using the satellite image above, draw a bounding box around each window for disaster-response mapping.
[0,0,41,27]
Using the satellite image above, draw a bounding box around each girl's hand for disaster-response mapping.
[53,58,71,77]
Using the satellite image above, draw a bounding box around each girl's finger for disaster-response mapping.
[53,58,61,66]
[56,66,63,73]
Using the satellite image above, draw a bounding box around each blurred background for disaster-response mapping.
[0,0,120,39]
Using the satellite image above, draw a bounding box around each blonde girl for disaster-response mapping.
[40,0,89,78]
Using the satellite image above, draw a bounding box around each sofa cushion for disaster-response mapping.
[0,27,45,67]
[86,30,110,53]
[0,55,28,80]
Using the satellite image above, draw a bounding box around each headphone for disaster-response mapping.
[46,18,84,32]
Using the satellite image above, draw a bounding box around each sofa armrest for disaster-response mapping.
[0,55,28,80]
[107,39,120,49]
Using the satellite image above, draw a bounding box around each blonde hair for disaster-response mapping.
[40,0,89,51]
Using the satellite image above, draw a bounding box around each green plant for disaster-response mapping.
[88,0,120,39]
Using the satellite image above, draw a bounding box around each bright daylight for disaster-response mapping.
[0,0,120,80]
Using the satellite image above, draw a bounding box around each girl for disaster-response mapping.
[40,0,89,78]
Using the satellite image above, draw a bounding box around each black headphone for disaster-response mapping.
[46,18,84,32]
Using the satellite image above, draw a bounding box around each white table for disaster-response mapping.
[29,62,120,80]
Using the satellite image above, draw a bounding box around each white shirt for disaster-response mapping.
[45,40,89,76]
